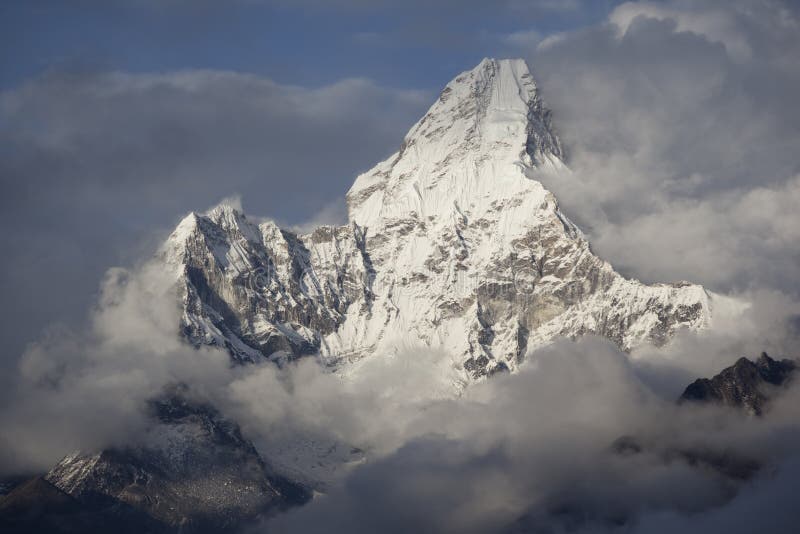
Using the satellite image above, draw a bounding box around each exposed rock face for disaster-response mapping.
[679,352,797,415]
[163,58,713,381]
[40,386,309,533]
[0,476,170,534]
[166,208,368,366]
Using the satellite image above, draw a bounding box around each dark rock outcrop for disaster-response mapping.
[2,385,310,534]
[0,476,170,534]
[679,352,796,415]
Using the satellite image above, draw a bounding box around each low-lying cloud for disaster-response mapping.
[0,261,233,472]
[1,235,798,532]
[259,338,800,533]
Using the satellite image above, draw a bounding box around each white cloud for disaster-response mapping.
[503,29,543,48]
[528,0,800,295]
[536,31,568,50]
[610,1,754,60]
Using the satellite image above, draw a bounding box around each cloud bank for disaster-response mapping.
[1,257,798,533]
[259,338,800,533]
[527,0,800,295]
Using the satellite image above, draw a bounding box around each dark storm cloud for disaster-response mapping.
[0,69,429,372]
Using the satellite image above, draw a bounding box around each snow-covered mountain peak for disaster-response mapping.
[207,203,262,242]
[346,58,564,230]
[412,57,560,157]
[206,201,243,221]
[403,57,559,160]
[164,58,712,383]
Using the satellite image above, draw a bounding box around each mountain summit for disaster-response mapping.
[680,353,797,415]
[164,58,712,381]
[347,57,564,228]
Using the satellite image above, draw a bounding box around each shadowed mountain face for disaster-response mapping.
[679,352,797,415]
[0,476,171,534]
[1,386,310,534]
[0,475,177,534]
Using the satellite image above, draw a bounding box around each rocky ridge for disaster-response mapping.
[164,58,713,381]
[679,352,797,415]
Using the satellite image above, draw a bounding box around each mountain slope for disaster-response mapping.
[0,476,172,534]
[163,58,712,380]
[40,385,309,533]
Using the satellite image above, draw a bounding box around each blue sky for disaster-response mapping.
[1,0,619,90]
